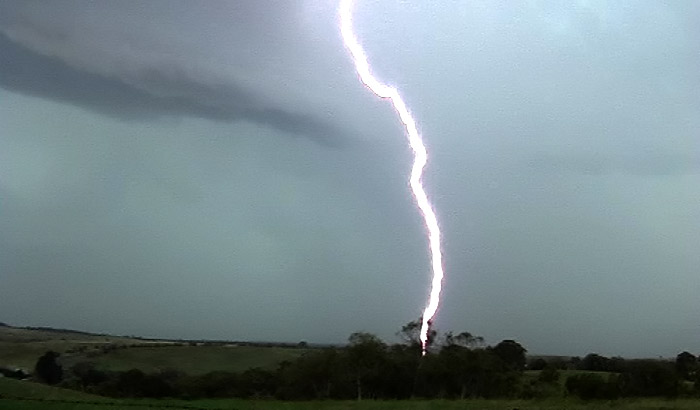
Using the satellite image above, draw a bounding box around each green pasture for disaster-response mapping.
[1,326,307,375]
[90,345,308,374]
[2,378,700,410]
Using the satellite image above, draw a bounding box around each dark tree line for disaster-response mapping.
[33,324,700,401]
[51,322,527,400]
[562,351,700,399]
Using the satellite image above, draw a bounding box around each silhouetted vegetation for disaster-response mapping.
[676,351,697,381]
[566,373,620,400]
[25,322,699,402]
[34,351,62,385]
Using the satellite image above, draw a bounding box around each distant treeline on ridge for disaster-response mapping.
[18,321,700,401]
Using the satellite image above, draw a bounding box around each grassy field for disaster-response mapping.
[0,326,139,344]
[5,400,700,410]
[2,378,700,410]
[0,326,143,370]
[90,345,308,374]
[0,325,306,375]
[0,377,106,401]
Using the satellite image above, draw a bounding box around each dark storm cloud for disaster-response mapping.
[1,0,699,358]
[0,3,345,145]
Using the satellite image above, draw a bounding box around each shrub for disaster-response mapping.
[34,351,63,385]
[566,373,619,400]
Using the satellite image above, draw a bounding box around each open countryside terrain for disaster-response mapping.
[0,324,308,375]
[0,325,144,370]
[2,324,699,409]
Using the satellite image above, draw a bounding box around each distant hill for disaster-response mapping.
[0,322,310,375]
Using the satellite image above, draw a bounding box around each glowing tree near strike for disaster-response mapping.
[339,0,445,355]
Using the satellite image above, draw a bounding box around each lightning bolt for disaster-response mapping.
[339,0,445,355]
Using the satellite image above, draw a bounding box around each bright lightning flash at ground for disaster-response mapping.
[339,0,445,355]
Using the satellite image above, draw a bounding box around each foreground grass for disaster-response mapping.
[0,377,108,402]
[2,379,699,410]
[3,398,700,410]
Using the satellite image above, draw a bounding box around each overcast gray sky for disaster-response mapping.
[1,0,698,357]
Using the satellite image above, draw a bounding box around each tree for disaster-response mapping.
[618,360,679,398]
[492,340,527,371]
[276,348,342,399]
[116,369,146,396]
[675,351,697,381]
[522,364,560,398]
[566,373,619,400]
[71,361,107,389]
[184,370,239,398]
[34,351,63,385]
[397,320,436,348]
[383,343,421,399]
[397,320,421,346]
[347,332,387,400]
[444,331,484,348]
[237,367,276,398]
[528,358,548,370]
[537,365,560,384]
[435,344,475,398]
[580,353,613,372]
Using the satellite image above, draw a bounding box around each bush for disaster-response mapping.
[34,351,63,385]
[618,360,679,398]
[528,358,547,370]
[71,362,108,389]
[538,366,560,384]
[566,373,619,400]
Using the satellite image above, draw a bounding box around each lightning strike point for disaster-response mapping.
[339,0,446,356]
